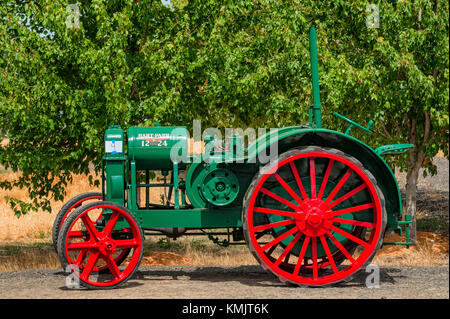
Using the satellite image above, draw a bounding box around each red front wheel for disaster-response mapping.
[242,147,386,286]
[57,201,144,289]
[52,192,131,273]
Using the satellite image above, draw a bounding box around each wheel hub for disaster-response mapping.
[98,238,116,255]
[200,167,240,206]
[295,199,333,237]
[307,211,322,227]
[215,182,226,192]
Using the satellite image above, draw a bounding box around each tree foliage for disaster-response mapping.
[0,0,448,219]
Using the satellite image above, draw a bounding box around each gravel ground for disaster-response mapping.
[396,157,449,192]
[0,265,448,299]
[396,157,449,231]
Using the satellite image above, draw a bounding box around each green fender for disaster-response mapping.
[244,126,402,230]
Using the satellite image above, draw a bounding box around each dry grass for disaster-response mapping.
[0,244,60,272]
[184,247,257,266]
[373,231,449,266]
[138,236,258,267]
[0,171,101,243]
[134,245,258,267]
[374,245,449,267]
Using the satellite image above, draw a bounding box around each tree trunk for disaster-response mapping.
[405,113,429,244]
[405,160,420,243]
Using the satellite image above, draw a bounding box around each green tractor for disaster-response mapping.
[52,27,413,289]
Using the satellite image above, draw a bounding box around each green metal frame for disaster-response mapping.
[383,214,413,247]
[375,144,414,156]
[309,27,322,128]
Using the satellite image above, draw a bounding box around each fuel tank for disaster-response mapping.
[127,124,188,170]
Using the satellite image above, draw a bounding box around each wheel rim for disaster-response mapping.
[246,151,383,286]
[63,204,142,287]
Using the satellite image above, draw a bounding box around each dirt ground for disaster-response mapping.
[0,266,447,299]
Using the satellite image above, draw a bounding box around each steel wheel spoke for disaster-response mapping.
[102,211,120,237]
[293,236,310,276]
[318,159,334,199]
[311,237,318,279]
[331,203,374,217]
[80,252,100,281]
[320,235,338,274]
[260,187,299,210]
[330,225,369,248]
[75,250,88,266]
[67,230,84,239]
[309,157,317,199]
[253,207,299,218]
[67,241,97,251]
[326,231,356,264]
[261,227,298,251]
[333,218,375,228]
[81,215,101,241]
[103,255,122,279]
[273,173,303,205]
[254,219,296,232]
[275,232,303,266]
[324,169,353,204]
[289,161,308,200]
[329,184,367,208]
[114,239,139,249]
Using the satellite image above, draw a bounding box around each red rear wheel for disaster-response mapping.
[58,201,144,289]
[242,147,386,286]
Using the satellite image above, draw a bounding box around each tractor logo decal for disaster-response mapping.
[138,133,170,147]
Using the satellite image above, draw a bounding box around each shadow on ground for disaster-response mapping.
[88,265,406,290]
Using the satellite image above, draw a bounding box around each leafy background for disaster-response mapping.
[0,0,448,232]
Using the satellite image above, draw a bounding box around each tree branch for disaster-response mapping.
[421,110,431,148]
[378,119,392,139]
